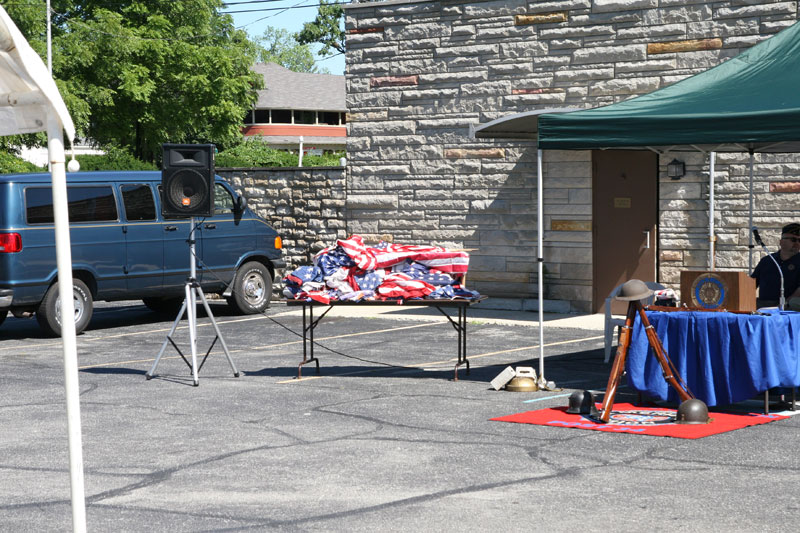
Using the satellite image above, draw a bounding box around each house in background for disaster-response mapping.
[244,63,347,154]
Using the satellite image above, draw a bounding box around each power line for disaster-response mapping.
[223,4,328,14]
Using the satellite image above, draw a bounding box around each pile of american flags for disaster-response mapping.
[283,235,481,304]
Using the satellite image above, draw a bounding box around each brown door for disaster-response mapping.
[593,150,658,314]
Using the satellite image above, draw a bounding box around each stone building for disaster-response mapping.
[343,0,800,312]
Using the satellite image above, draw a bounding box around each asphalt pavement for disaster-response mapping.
[0,299,798,532]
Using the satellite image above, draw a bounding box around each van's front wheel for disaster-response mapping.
[36,279,93,336]
[227,261,272,314]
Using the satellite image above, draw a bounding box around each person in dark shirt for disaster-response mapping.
[751,223,800,309]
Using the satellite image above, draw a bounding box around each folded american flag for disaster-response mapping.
[284,235,479,302]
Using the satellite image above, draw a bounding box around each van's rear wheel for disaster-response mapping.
[36,279,93,337]
[227,261,272,314]
[0,309,7,328]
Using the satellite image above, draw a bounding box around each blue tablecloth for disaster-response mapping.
[625,309,800,406]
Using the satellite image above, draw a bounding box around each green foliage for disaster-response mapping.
[255,27,328,74]
[296,0,345,57]
[73,146,156,171]
[0,151,44,174]
[217,138,344,168]
[5,1,262,162]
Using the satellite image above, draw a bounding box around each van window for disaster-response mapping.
[214,183,234,215]
[121,184,156,221]
[26,186,118,224]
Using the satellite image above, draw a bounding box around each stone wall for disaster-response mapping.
[217,167,348,279]
[344,0,800,312]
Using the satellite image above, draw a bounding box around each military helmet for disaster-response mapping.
[675,398,710,424]
[566,390,599,416]
[615,279,653,302]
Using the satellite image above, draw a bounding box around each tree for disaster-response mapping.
[255,26,328,74]
[296,0,345,57]
[5,1,262,162]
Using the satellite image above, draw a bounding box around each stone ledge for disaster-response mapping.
[514,12,568,25]
[349,26,385,34]
[444,148,505,159]
[370,75,420,88]
[647,38,722,55]
[770,182,800,193]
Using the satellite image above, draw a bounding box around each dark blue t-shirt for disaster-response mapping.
[751,251,800,300]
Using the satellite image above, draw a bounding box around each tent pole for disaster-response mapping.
[709,152,716,270]
[537,149,545,385]
[48,113,87,533]
[748,150,755,272]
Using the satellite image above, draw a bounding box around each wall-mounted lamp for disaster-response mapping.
[667,158,685,180]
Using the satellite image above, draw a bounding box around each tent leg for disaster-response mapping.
[748,150,755,273]
[48,114,87,532]
[537,148,546,386]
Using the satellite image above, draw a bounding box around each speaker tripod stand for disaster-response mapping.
[146,217,239,386]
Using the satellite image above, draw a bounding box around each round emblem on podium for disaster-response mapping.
[691,273,728,309]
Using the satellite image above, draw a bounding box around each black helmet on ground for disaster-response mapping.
[675,398,710,424]
[566,390,599,416]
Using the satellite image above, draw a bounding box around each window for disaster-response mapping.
[121,184,156,221]
[26,186,118,224]
[253,109,270,124]
[214,183,234,215]
[319,112,341,125]
[294,110,316,125]
[271,109,291,123]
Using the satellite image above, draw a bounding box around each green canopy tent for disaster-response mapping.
[472,20,800,384]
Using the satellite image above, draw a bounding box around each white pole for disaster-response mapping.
[298,135,304,167]
[47,113,87,533]
[709,151,716,270]
[537,148,545,385]
[748,151,755,272]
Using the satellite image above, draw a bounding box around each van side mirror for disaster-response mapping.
[235,194,247,212]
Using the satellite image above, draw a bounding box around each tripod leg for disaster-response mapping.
[187,282,200,386]
[197,288,239,377]
[599,302,637,423]
[146,297,188,380]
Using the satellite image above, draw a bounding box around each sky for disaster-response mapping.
[224,0,346,75]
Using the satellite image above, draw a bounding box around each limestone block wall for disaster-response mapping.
[217,167,347,286]
[345,0,800,312]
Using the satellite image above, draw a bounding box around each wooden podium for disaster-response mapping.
[680,270,756,312]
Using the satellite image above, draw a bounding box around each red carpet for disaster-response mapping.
[491,403,788,439]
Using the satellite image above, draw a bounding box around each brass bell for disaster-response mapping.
[505,376,538,392]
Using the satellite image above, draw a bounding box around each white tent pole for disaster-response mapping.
[748,150,755,272]
[709,152,716,270]
[47,112,87,533]
[537,148,545,383]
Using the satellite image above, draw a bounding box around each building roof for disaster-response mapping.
[252,63,345,112]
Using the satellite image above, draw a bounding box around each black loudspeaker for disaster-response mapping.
[161,143,215,218]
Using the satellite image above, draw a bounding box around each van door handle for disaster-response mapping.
[164,225,178,232]
[643,229,650,249]
[204,223,217,229]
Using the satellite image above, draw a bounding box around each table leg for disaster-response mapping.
[436,305,469,381]
[298,304,321,378]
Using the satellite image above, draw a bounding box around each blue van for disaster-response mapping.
[0,171,285,336]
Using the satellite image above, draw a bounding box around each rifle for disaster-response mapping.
[598,300,693,423]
